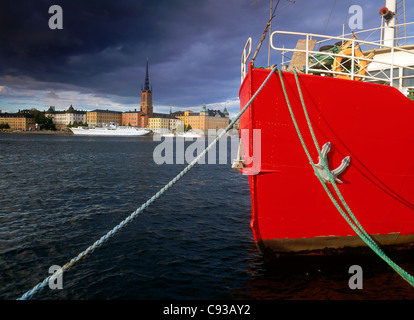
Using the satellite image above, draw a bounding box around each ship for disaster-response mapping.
[161,130,203,138]
[70,123,151,136]
[236,0,414,259]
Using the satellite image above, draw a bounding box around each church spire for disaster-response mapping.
[140,57,153,121]
[144,57,150,91]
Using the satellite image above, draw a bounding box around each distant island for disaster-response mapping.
[0,60,231,135]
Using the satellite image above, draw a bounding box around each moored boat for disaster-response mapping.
[237,0,414,259]
[70,123,151,136]
[161,130,203,138]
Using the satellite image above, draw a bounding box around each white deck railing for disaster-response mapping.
[241,23,414,90]
[274,28,414,89]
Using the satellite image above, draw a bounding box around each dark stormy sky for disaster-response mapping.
[0,0,411,116]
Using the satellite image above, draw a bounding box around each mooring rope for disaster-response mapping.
[17,65,279,300]
[277,68,414,287]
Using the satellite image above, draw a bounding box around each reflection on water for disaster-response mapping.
[0,134,413,300]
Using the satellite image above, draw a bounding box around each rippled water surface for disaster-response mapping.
[0,134,413,300]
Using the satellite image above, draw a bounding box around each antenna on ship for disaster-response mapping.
[395,0,407,45]
[250,0,296,67]
[250,0,279,67]
[267,0,273,67]
[267,0,296,67]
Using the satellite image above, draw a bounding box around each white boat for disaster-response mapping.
[161,130,203,138]
[70,124,151,136]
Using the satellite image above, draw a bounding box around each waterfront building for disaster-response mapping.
[172,105,230,133]
[45,105,86,130]
[169,117,184,131]
[86,109,122,127]
[123,59,229,134]
[0,111,35,130]
[122,109,141,127]
[148,115,170,132]
[148,112,184,133]
[120,58,154,128]
[125,58,153,128]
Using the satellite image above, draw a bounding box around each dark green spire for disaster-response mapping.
[144,58,150,91]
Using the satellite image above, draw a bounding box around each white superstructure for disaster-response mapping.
[71,124,150,136]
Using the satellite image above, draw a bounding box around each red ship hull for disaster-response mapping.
[239,63,414,257]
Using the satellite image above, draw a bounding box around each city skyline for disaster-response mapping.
[0,0,410,118]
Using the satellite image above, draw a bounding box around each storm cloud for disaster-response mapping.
[0,0,403,115]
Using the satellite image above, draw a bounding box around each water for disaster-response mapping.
[0,133,413,301]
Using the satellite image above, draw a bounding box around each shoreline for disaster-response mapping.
[0,130,73,136]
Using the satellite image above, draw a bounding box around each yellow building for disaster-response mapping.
[173,105,229,133]
[0,112,36,130]
[148,113,184,132]
[86,109,122,127]
[148,117,170,131]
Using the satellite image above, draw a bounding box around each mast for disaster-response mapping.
[267,0,273,67]
[395,0,407,45]
[381,0,396,47]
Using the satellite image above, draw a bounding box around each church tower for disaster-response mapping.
[140,58,153,118]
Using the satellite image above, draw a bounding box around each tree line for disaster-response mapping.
[29,109,56,131]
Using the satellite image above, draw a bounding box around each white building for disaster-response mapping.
[169,118,184,131]
[45,105,87,130]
